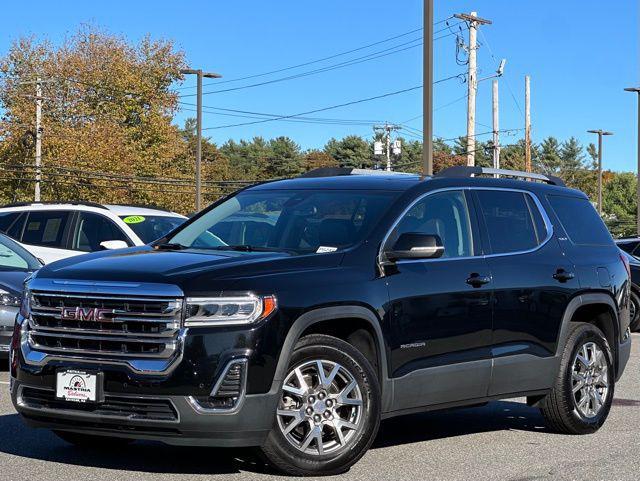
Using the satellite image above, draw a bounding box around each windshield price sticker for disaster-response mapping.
[123,215,146,224]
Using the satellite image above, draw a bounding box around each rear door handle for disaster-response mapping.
[466,273,491,288]
[553,269,575,283]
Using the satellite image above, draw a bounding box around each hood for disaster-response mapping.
[0,270,32,296]
[35,246,344,291]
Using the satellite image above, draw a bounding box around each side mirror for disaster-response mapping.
[99,240,129,251]
[385,233,444,261]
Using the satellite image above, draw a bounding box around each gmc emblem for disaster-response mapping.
[60,307,114,322]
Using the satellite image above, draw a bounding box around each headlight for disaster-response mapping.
[0,289,21,307]
[184,294,277,327]
[19,289,31,317]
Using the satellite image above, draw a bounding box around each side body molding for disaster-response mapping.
[271,306,393,412]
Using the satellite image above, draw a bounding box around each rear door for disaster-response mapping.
[384,189,494,410]
[472,188,577,397]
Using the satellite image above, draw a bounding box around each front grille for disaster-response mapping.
[20,387,179,422]
[27,291,183,360]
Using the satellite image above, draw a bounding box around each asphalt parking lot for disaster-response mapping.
[0,335,638,481]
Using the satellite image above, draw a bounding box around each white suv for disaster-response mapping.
[0,202,187,264]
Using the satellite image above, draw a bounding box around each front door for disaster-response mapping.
[383,189,493,411]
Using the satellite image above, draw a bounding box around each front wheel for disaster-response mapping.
[540,322,614,434]
[261,334,381,476]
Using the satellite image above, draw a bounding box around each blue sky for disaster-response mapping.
[2,0,638,171]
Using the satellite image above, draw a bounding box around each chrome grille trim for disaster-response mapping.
[25,283,184,364]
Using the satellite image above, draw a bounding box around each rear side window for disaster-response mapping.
[22,211,70,248]
[547,195,613,246]
[0,212,25,240]
[476,190,544,254]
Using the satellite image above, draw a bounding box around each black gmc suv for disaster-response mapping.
[9,167,632,476]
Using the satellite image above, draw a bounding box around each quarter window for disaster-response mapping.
[389,190,474,258]
[547,195,613,246]
[476,190,545,254]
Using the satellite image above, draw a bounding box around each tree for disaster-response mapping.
[536,137,562,174]
[603,172,637,236]
[266,136,303,178]
[323,135,373,168]
[0,25,187,210]
[302,150,338,171]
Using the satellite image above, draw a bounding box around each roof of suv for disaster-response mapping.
[0,202,185,218]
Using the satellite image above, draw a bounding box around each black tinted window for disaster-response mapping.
[548,195,613,246]
[0,212,20,233]
[477,191,540,254]
[73,212,130,252]
[22,211,70,248]
[390,190,474,258]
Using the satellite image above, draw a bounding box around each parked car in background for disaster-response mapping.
[0,233,41,357]
[616,237,640,258]
[10,167,631,476]
[619,248,640,332]
[0,202,187,264]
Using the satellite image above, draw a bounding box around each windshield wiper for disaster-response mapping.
[208,245,292,253]
[153,242,188,250]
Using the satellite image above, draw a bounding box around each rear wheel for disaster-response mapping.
[629,290,640,332]
[540,323,614,434]
[54,430,134,448]
[261,334,380,476]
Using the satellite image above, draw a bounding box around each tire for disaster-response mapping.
[629,289,640,332]
[539,322,614,434]
[261,334,381,476]
[53,430,134,448]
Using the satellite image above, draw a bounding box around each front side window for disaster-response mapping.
[476,190,544,254]
[387,190,474,259]
[169,190,399,254]
[21,211,70,248]
[73,212,130,252]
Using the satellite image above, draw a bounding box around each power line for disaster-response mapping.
[174,18,459,92]
[201,74,465,131]
[180,28,464,98]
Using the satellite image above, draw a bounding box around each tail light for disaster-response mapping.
[620,253,631,279]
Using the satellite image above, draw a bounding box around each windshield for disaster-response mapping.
[168,189,399,254]
[120,215,185,244]
[0,234,41,271]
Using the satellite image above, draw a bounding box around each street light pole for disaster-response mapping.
[180,68,221,211]
[624,87,640,235]
[587,129,614,215]
[422,0,433,176]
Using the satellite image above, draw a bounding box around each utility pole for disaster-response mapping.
[374,124,401,171]
[492,79,500,169]
[455,12,492,166]
[625,87,640,235]
[422,0,433,176]
[587,129,614,215]
[180,68,222,211]
[525,75,532,172]
[35,77,42,202]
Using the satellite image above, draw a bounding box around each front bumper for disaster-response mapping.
[11,379,279,447]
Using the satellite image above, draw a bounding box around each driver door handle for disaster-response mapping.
[466,273,491,288]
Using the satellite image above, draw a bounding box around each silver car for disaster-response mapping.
[0,233,41,357]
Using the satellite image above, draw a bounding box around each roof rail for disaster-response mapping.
[434,166,566,187]
[104,203,172,213]
[299,167,414,178]
[0,201,108,210]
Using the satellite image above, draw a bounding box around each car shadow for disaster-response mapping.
[372,400,549,449]
[0,399,551,475]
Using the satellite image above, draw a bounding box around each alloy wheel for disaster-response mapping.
[277,359,363,456]
[572,341,609,419]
